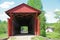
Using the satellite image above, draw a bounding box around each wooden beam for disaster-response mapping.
[8,18,12,36]
[36,17,40,35]
[34,13,37,35]
[9,13,14,36]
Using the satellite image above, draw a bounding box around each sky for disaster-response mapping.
[0,0,60,23]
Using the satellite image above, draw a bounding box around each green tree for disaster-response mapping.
[27,0,46,37]
[40,11,46,37]
[53,23,60,33]
[55,11,60,22]
[54,11,60,33]
[0,21,7,34]
[0,20,1,23]
[27,0,42,10]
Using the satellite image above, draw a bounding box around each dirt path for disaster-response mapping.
[8,35,35,40]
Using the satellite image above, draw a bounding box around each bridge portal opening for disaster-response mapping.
[13,13,35,35]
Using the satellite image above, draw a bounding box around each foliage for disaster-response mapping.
[0,21,7,34]
[54,11,60,33]
[46,22,60,33]
[55,11,60,20]
[32,35,60,40]
[0,20,1,23]
[27,0,42,10]
[46,32,60,39]
[0,33,8,38]
[46,23,60,39]
[27,0,46,37]
[21,26,28,33]
[39,11,46,37]
[53,23,60,33]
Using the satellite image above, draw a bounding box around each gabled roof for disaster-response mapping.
[5,3,41,16]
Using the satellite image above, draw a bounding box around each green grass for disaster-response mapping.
[31,36,48,40]
[31,36,60,40]
[46,32,60,39]
[31,32,60,40]
[0,33,8,39]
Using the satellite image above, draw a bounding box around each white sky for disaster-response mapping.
[0,0,60,23]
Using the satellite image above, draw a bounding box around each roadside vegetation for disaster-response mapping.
[0,21,8,39]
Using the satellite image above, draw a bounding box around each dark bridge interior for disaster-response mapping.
[12,14,35,35]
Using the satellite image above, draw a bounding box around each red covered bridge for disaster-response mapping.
[5,3,41,36]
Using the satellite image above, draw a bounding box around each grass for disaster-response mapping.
[46,32,60,39]
[31,32,60,40]
[31,36,60,40]
[31,36,48,40]
[0,33,8,39]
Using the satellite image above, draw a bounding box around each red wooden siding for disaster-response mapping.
[6,3,41,36]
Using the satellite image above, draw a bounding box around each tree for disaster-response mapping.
[54,11,60,33]
[27,0,42,10]
[0,21,7,34]
[0,20,1,23]
[40,11,46,37]
[27,0,46,37]
[55,11,60,22]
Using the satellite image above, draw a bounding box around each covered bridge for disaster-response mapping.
[5,3,41,36]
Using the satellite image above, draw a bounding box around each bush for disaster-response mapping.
[40,29,46,37]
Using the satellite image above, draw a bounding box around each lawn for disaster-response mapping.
[46,32,60,39]
[31,36,60,40]
[31,32,60,40]
[0,33,8,39]
[32,36,47,40]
